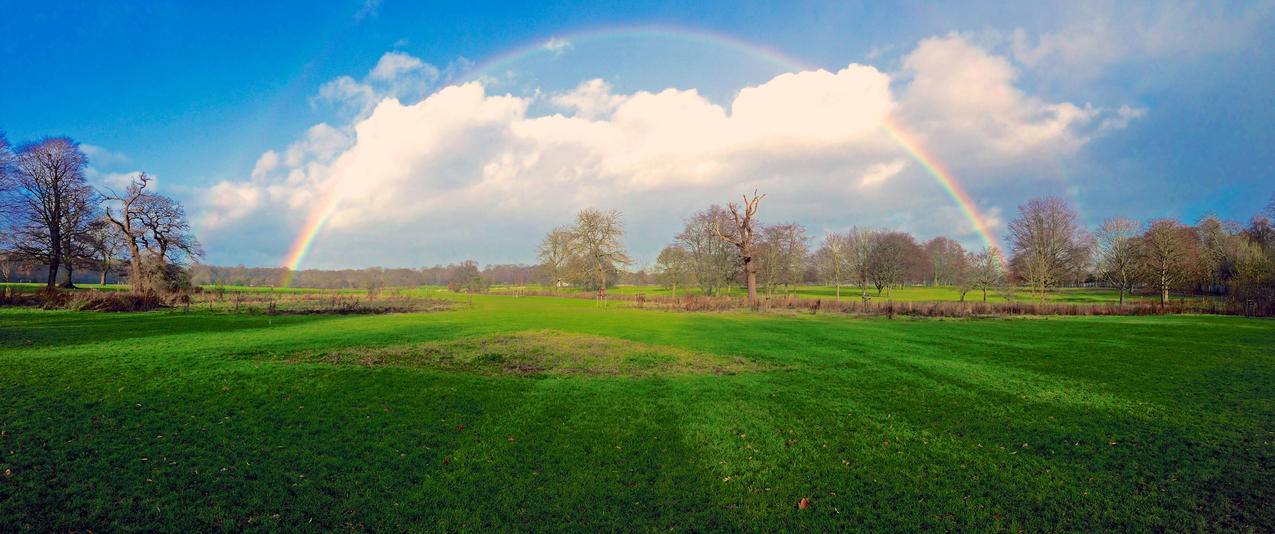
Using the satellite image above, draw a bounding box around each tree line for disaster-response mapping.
[540,192,1275,309]
[0,134,200,291]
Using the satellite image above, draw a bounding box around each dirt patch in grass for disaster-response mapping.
[287,330,766,378]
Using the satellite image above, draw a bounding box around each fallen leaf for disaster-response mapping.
[4,468,12,477]
[798,498,810,510]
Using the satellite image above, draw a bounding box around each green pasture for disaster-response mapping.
[1,294,1271,530]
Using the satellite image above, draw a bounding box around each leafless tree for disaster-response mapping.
[1194,215,1238,294]
[923,237,965,286]
[4,138,89,290]
[654,245,692,298]
[676,206,739,296]
[756,222,807,294]
[866,231,922,299]
[1141,219,1199,305]
[102,173,202,290]
[972,246,1004,302]
[1095,217,1141,304]
[712,191,764,304]
[952,251,977,301]
[56,182,99,287]
[845,227,875,301]
[1008,196,1088,301]
[85,219,127,285]
[569,208,632,299]
[815,232,851,300]
[536,226,574,291]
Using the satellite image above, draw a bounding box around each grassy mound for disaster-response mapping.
[286,329,765,377]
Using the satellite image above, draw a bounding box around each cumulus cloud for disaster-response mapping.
[315,51,440,116]
[196,35,1139,267]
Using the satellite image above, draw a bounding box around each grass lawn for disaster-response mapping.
[1,295,1272,530]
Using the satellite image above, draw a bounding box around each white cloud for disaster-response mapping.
[197,36,1139,267]
[542,37,572,55]
[369,51,431,82]
[315,51,440,116]
[858,160,906,189]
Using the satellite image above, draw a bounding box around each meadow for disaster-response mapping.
[2,292,1272,530]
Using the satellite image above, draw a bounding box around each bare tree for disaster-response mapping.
[56,182,98,287]
[815,232,850,300]
[866,231,921,299]
[654,245,692,298]
[845,227,874,301]
[102,173,201,290]
[972,246,1004,302]
[536,226,574,291]
[1095,217,1141,305]
[756,222,807,294]
[952,250,977,301]
[712,192,764,304]
[923,237,965,286]
[85,219,126,285]
[1195,215,1237,295]
[1141,219,1199,305]
[1008,196,1088,301]
[676,206,739,296]
[569,208,632,300]
[5,138,89,290]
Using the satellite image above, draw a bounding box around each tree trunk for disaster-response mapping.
[982,288,988,302]
[835,283,840,301]
[46,228,61,291]
[100,269,107,285]
[743,256,757,304]
[1118,288,1124,305]
[61,262,76,289]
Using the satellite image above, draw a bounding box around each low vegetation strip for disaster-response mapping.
[493,289,1267,317]
[280,329,766,378]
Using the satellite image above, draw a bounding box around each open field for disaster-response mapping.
[2,294,1272,530]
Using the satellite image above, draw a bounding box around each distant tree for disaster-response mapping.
[676,206,739,296]
[1194,215,1238,294]
[1095,217,1141,305]
[712,192,765,304]
[85,219,127,285]
[4,137,89,290]
[756,223,807,294]
[569,208,632,299]
[814,233,850,300]
[1008,196,1088,301]
[845,227,874,301]
[923,237,965,286]
[654,245,692,297]
[952,250,977,301]
[971,246,1005,302]
[536,226,574,290]
[1140,219,1200,305]
[447,260,488,293]
[866,231,922,298]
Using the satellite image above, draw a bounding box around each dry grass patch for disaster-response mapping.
[289,329,765,378]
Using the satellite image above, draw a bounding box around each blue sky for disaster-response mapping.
[2,1,1273,268]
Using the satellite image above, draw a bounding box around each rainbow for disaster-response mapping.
[278,24,1004,285]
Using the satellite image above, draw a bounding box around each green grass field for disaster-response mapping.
[2,294,1272,530]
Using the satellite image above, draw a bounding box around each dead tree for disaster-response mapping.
[713,191,764,304]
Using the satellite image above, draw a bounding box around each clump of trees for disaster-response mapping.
[0,135,200,293]
[1012,195,1275,309]
[536,208,632,298]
